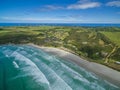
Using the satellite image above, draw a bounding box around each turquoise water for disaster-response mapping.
[0,45,119,90]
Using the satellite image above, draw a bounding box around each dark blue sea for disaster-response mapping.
[0,23,120,27]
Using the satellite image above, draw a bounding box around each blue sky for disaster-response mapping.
[0,0,120,23]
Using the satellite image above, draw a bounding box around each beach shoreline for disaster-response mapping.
[29,44,120,88]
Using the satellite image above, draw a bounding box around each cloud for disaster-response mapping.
[37,0,101,11]
[106,1,120,7]
[67,0,101,9]
[38,5,64,11]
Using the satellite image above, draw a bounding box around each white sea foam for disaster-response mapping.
[49,58,90,84]
[8,51,51,90]
[20,46,55,62]
[15,48,73,90]
[20,46,91,89]
[22,48,88,89]
[3,49,13,57]
[31,58,73,90]
[13,61,19,68]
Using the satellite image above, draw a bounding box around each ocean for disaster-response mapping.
[0,23,120,27]
[0,45,119,90]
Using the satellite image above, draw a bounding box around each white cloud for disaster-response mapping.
[38,5,64,11]
[44,5,64,10]
[106,1,120,7]
[67,2,101,9]
[67,0,101,9]
[38,0,101,11]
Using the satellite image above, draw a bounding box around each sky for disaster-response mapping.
[0,0,120,23]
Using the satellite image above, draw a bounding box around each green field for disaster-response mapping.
[0,26,120,71]
[101,32,120,46]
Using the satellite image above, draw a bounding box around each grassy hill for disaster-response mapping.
[0,26,120,71]
[101,32,120,46]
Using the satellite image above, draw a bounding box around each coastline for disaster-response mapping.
[29,44,120,88]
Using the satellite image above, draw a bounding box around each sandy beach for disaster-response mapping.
[30,44,120,88]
